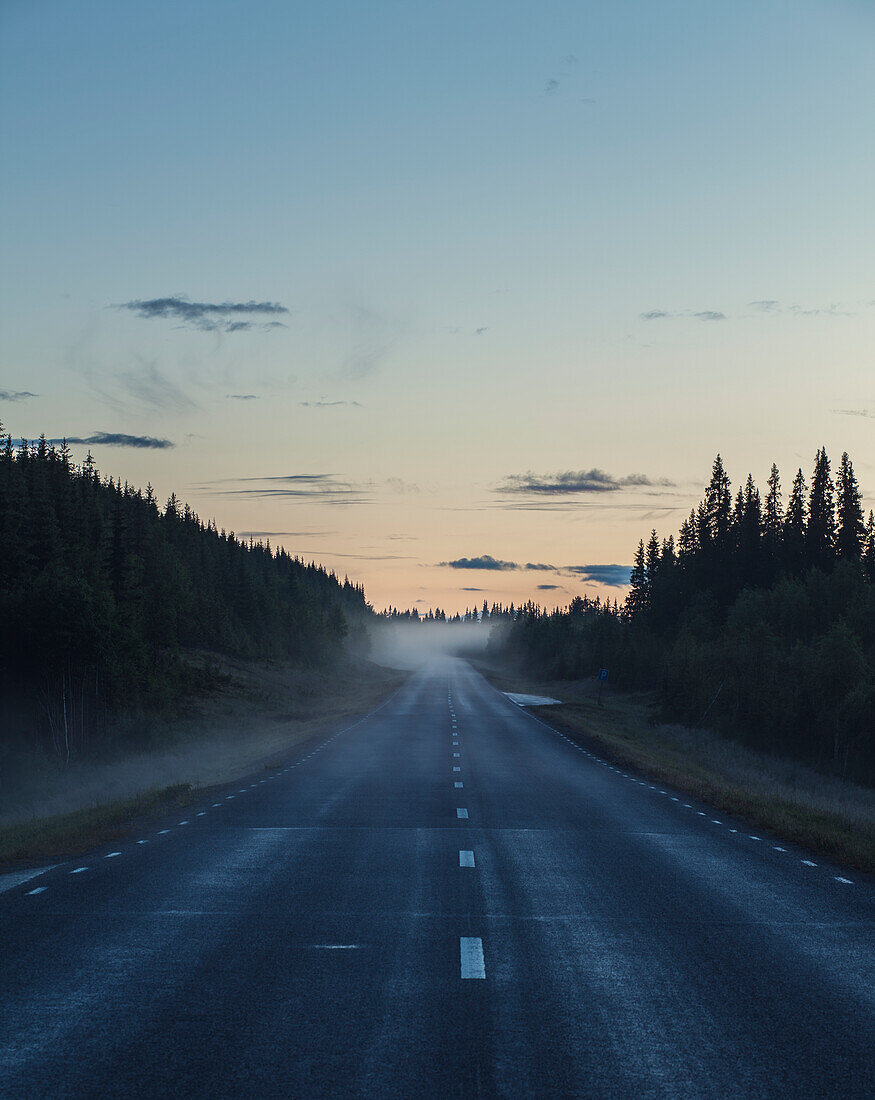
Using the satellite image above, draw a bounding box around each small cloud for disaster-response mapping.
[28,431,174,449]
[226,393,260,400]
[563,54,579,67]
[693,310,726,322]
[832,408,875,419]
[640,310,671,320]
[536,584,562,590]
[460,587,485,592]
[117,296,289,333]
[439,554,555,572]
[544,78,560,95]
[441,554,517,571]
[564,564,631,588]
[0,389,38,402]
[475,327,488,335]
[498,469,675,495]
[749,300,780,312]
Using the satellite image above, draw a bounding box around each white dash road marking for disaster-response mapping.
[158,829,170,835]
[71,867,88,874]
[835,876,853,885]
[213,802,221,807]
[801,860,817,867]
[453,753,460,758]
[455,782,463,788]
[711,820,722,825]
[460,937,486,979]
[105,852,122,858]
[27,886,48,895]
[453,766,461,771]
[137,840,149,845]
[459,850,475,868]
[457,808,469,819]
[178,821,189,826]
[773,846,786,852]
[749,836,761,842]
[196,812,206,817]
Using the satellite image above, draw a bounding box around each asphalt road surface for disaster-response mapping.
[1,660,873,1098]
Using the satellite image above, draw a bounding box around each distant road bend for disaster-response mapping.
[1,659,873,1097]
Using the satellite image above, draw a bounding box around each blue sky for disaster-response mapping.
[2,0,874,610]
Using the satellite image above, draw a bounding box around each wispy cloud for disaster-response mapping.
[198,473,369,505]
[461,587,486,592]
[564,564,632,587]
[226,393,260,400]
[536,584,562,590]
[832,408,875,419]
[116,360,197,413]
[439,555,555,572]
[498,469,675,495]
[117,296,289,333]
[544,78,560,96]
[641,308,725,321]
[748,299,855,317]
[299,400,363,408]
[0,389,38,402]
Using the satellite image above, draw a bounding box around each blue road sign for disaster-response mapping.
[598,669,609,682]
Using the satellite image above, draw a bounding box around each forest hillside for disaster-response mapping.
[0,426,371,765]
[491,449,875,785]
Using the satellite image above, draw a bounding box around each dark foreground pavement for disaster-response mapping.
[1,659,872,1098]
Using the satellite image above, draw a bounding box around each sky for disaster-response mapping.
[2,0,874,613]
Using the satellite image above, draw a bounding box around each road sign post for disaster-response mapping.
[597,668,609,705]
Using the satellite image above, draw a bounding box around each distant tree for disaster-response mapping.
[704,454,732,545]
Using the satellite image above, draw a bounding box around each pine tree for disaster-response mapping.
[835,452,865,562]
[704,455,732,544]
[627,539,647,614]
[806,447,835,568]
[863,511,875,583]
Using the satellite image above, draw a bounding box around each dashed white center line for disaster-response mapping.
[773,846,786,852]
[459,850,475,868]
[137,840,149,845]
[158,829,170,835]
[453,752,460,758]
[27,886,48,895]
[178,821,189,826]
[834,876,853,885]
[105,852,121,858]
[749,836,761,842]
[801,859,817,867]
[71,867,88,874]
[213,802,221,807]
[460,937,486,979]
[196,812,206,817]
[711,820,722,825]
[455,781,463,788]
[453,766,461,771]
[456,808,469,819]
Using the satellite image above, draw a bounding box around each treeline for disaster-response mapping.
[492,449,875,783]
[0,427,370,762]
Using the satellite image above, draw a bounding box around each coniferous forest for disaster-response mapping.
[0,427,370,763]
[491,449,875,785]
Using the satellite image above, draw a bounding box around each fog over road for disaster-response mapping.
[1,660,873,1098]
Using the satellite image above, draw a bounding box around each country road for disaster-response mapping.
[1,659,873,1098]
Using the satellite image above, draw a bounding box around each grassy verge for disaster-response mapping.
[475,660,875,874]
[1,655,407,869]
[0,784,199,866]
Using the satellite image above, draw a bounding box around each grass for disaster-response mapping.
[0,784,198,867]
[476,660,875,874]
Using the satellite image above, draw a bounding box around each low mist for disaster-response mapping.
[366,620,492,670]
